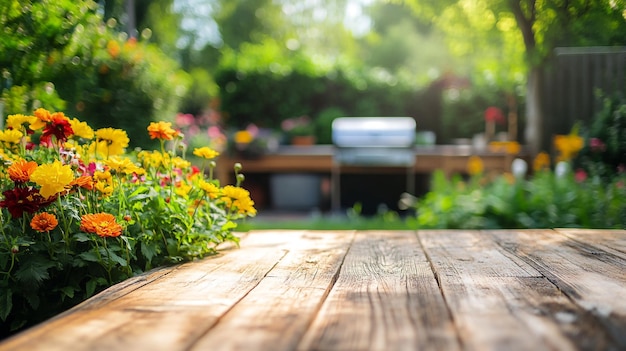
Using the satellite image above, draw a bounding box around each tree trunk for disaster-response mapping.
[524,66,543,156]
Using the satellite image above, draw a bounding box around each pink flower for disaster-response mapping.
[589,138,606,152]
[207,126,224,138]
[175,113,195,127]
[575,169,587,183]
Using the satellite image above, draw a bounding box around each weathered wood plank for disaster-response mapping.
[554,228,626,259]
[0,231,302,351]
[299,230,460,351]
[489,229,626,348]
[419,229,622,351]
[189,230,355,351]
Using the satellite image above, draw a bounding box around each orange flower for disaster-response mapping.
[30,108,54,130]
[30,212,58,233]
[70,175,95,190]
[7,159,38,182]
[147,121,178,140]
[107,40,120,58]
[80,213,123,238]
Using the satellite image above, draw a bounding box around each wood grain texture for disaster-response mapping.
[1,229,625,351]
[419,229,623,351]
[189,230,355,351]
[299,230,460,351]
[555,228,626,259]
[488,229,626,349]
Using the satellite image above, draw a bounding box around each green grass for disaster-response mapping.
[237,211,414,231]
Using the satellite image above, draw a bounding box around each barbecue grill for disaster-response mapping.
[331,117,417,212]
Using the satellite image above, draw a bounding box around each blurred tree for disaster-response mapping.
[402,0,626,153]
[0,0,189,149]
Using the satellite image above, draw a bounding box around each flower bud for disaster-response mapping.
[234,163,242,172]
[11,245,19,254]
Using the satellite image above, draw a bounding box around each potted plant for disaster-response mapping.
[281,115,316,146]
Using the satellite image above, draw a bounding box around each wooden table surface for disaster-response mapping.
[1,229,625,351]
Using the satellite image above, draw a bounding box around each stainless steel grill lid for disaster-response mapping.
[332,117,416,148]
[332,117,416,166]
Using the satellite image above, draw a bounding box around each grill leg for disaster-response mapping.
[407,165,415,195]
[331,162,340,213]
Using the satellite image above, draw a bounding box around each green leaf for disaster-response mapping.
[14,256,56,287]
[79,251,100,263]
[140,241,157,263]
[222,221,237,230]
[73,232,92,242]
[59,286,75,300]
[107,251,127,267]
[23,290,40,310]
[0,288,13,321]
[85,278,97,297]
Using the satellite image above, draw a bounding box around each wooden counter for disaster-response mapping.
[2,229,624,351]
[215,144,522,185]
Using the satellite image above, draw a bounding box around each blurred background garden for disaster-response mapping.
[2,0,625,229]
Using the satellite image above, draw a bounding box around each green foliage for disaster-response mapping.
[440,87,508,142]
[574,93,626,182]
[0,0,190,150]
[215,43,426,134]
[51,24,190,149]
[407,169,625,230]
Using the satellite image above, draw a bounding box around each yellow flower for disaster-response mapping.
[171,156,191,170]
[95,181,114,197]
[554,134,584,162]
[91,128,130,157]
[30,160,75,198]
[198,180,221,199]
[467,156,484,176]
[533,152,551,172]
[193,147,220,159]
[6,114,36,132]
[234,130,253,144]
[104,156,144,175]
[137,150,169,169]
[147,121,178,140]
[69,118,94,139]
[94,170,114,196]
[505,141,521,155]
[221,185,256,216]
[488,141,520,155]
[175,180,192,197]
[0,129,24,144]
[30,212,58,233]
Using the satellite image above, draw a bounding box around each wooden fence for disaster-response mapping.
[541,47,626,150]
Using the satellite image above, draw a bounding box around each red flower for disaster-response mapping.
[575,169,587,183]
[484,107,505,124]
[0,187,43,218]
[40,113,74,146]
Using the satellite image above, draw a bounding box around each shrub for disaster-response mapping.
[574,93,626,182]
[406,169,625,229]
